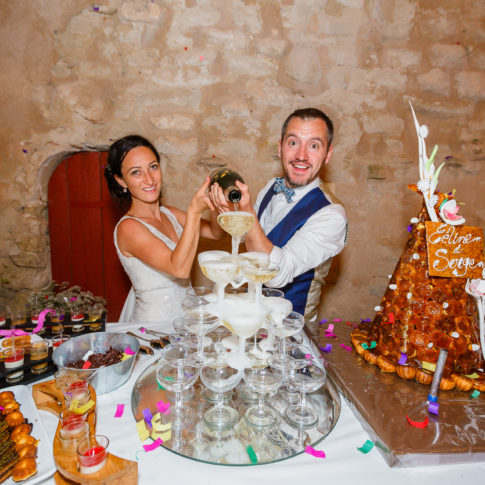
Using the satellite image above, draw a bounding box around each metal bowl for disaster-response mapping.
[52,332,140,395]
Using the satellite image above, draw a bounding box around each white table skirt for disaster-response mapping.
[34,322,485,484]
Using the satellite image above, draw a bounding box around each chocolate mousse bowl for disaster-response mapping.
[52,332,140,395]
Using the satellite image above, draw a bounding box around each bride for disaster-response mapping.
[104,135,224,330]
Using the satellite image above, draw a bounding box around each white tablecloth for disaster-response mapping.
[35,322,485,484]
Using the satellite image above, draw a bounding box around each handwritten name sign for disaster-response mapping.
[426,222,484,278]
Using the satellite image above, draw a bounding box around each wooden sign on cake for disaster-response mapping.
[426,222,484,278]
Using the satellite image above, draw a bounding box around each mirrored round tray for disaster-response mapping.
[130,346,340,466]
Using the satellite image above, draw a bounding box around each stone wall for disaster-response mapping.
[0,0,484,321]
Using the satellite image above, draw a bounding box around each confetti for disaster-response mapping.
[357,440,374,454]
[184,46,188,51]
[407,225,413,232]
[247,445,257,464]
[143,438,163,452]
[142,408,153,428]
[398,352,407,365]
[22,149,28,154]
[406,415,429,429]
[422,361,436,372]
[428,402,439,415]
[319,344,332,353]
[318,319,328,324]
[135,449,145,461]
[82,361,92,369]
[199,55,204,61]
[346,321,352,326]
[0,406,4,411]
[114,404,124,418]
[305,446,326,458]
[156,401,170,415]
[72,400,95,415]
[93,5,99,11]
[333,318,342,322]
[136,420,149,441]
[140,327,146,333]
[339,344,352,352]
[470,390,480,398]
[124,346,136,355]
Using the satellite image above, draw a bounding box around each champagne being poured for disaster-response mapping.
[217,211,255,254]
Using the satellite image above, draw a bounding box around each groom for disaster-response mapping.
[211,107,348,321]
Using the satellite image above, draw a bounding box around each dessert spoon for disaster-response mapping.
[126,331,167,350]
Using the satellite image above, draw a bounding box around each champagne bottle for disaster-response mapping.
[210,169,244,203]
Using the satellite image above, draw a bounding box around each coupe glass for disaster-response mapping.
[223,303,263,370]
[199,259,241,307]
[242,262,279,307]
[200,364,242,429]
[156,360,199,429]
[217,211,255,255]
[284,361,327,429]
[182,303,220,367]
[258,291,291,353]
[243,367,282,429]
[266,311,304,368]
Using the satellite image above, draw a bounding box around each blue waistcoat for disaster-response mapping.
[257,181,331,315]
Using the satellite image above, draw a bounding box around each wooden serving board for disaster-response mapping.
[32,379,138,484]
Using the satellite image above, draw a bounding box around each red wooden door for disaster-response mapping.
[47,152,131,321]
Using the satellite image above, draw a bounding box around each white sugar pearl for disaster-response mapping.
[412,253,420,260]
[451,332,459,338]
[471,344,480,351]
[407,293,412,299]
[410,217,419,223]
[427,342,434,348]
[389,284,397,290]
[443,302,449,309]
[374,306,383,312]
[388,274,392,279]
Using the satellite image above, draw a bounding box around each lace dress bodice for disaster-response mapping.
[114,206,190,328]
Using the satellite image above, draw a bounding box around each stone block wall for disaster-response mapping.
[0,0,484,321]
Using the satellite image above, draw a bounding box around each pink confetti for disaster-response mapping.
[333,318,342,322]
[199,55,204,61]
[326,324,334,333]
[319,344,332,353]
[32,308,52,334]
[124,346,136,355]
[156,400,170,415]
[143,438,163,451]
[0,406,4,411]
[305,446,325,458]
[339,344,352,352]
[114,404,124,418]
[139,327,146,333]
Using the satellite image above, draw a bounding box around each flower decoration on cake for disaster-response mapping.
[409,101,465,226]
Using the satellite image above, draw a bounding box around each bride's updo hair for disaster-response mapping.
[105,135,160,209]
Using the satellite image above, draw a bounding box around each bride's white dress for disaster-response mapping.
[115,206,191,331]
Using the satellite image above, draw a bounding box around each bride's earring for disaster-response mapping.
[123,188,127,193]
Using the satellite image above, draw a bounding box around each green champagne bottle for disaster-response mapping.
[210,169,244,203]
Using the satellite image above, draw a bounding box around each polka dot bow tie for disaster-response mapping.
[273,177,295,203]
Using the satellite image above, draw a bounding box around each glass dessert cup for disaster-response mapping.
[265,311,304,368]
[284,361,327,430]
[77,434,109,474]
[243,367,282,429]
[156,360,199,429]
[182,304,220,367]
[223,303,263,370]
[200,364,242,429]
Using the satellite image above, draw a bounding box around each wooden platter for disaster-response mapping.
[32,379,138,484]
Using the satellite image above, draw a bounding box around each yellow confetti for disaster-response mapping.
[422,361,436,372]
[465,372,479,379]
[72,400,95,414]
[136,419,150,441]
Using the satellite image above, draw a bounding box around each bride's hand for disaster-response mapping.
[209,181,231,213]
[188,176,215,214]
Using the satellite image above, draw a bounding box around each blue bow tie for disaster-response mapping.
[273,177,295,203]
